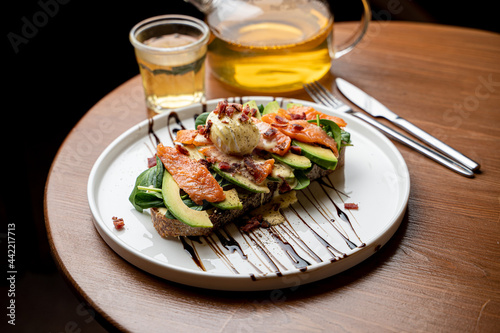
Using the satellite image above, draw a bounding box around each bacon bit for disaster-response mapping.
[198,159,211,168]
[112,216,125,230]
[290,145,302,154]
[197,125,206,135]
[344,203,359,210]
[276,141,288,151]
[175,144,190,156]
[217,102,238,119]
[291,123,304,131]
[278,176,292,193]
[243,156,274,184]
[242,105,251,115]
[275,115,288,124]
[271,123,288,128]
[147,155,157,168]
[290,112,306,120]
[214,100,227,115]
[204,120,213,138]
[239,113,249,122]
[218,161,234,172]
[263,127,277,139]
[241,215,263,233]
[250,107,258,117]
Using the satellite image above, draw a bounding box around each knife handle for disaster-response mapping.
[352,112,475,178]
[393,117,480,171]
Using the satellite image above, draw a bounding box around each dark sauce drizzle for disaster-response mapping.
[203,235,239,274]
[241,231,285,277]
[268,227,310,272]
[214,229,247,259]
[166,111,186,143]
[180,237,206,271]
[148,117,161,146]
[288,205,346,261]
[320,178,365,247]
[277,220,322,263]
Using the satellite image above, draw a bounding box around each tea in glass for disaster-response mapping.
[130,15,209,112]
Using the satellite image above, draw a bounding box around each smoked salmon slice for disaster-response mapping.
[261,113,339,157]
[274,106,347,128]
[253,118,291,156]
[174,130,198,145]
[199,146,274,184]
[157,143,225,205]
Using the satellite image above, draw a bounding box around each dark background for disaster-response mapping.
[3,0,499,332]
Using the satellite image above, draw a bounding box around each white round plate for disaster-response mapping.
[87,97,410,291]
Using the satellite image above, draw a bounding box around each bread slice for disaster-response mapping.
[150,148,344,237]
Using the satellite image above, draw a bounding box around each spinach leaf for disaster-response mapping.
[341,130,352,147]
[194,112,210,129]
[293,170,311,190]
[129,155,165,212]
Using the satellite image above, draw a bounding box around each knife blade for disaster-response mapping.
[335,77,480,172]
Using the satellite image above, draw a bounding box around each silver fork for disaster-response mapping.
[303,81,475,178]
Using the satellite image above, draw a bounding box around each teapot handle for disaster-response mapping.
[332,0,371,59]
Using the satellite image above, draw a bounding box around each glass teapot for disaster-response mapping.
[185,0,370,93]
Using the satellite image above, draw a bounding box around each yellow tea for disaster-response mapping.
[207,1,333,92]
[136,34,206,111]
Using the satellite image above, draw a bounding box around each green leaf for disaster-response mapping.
[293,170,310,190]
[341,130,352,147]
[195,112,210,129]
[129,156,165,212]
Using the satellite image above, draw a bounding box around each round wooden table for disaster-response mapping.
[45,22,500,332]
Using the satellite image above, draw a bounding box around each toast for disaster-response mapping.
[150,151,344,237]
[130,100,350,238]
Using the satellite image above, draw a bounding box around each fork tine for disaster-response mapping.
[311,81,341,107]
[304,82,336,108]
[303,83,325,105]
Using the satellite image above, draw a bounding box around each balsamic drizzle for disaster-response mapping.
[147,117,161,146]
[242,231,285,276]
[268,227,310,272]
[288,205,345,260]
[166,111,186,143]
[320,178,365,247]
[180,237,205,271]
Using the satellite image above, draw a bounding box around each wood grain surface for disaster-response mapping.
[44,22,500,332]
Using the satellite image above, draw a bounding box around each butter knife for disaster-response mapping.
[336,78,480,172]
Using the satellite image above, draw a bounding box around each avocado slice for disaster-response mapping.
[268,162,295,182]
[212,164,270,193]
[161,170,213,228]
[271,151,312,170]
[210,188,243,210]
[243,100,261,119]
[292,140,338,170]
[262,101,280,115]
